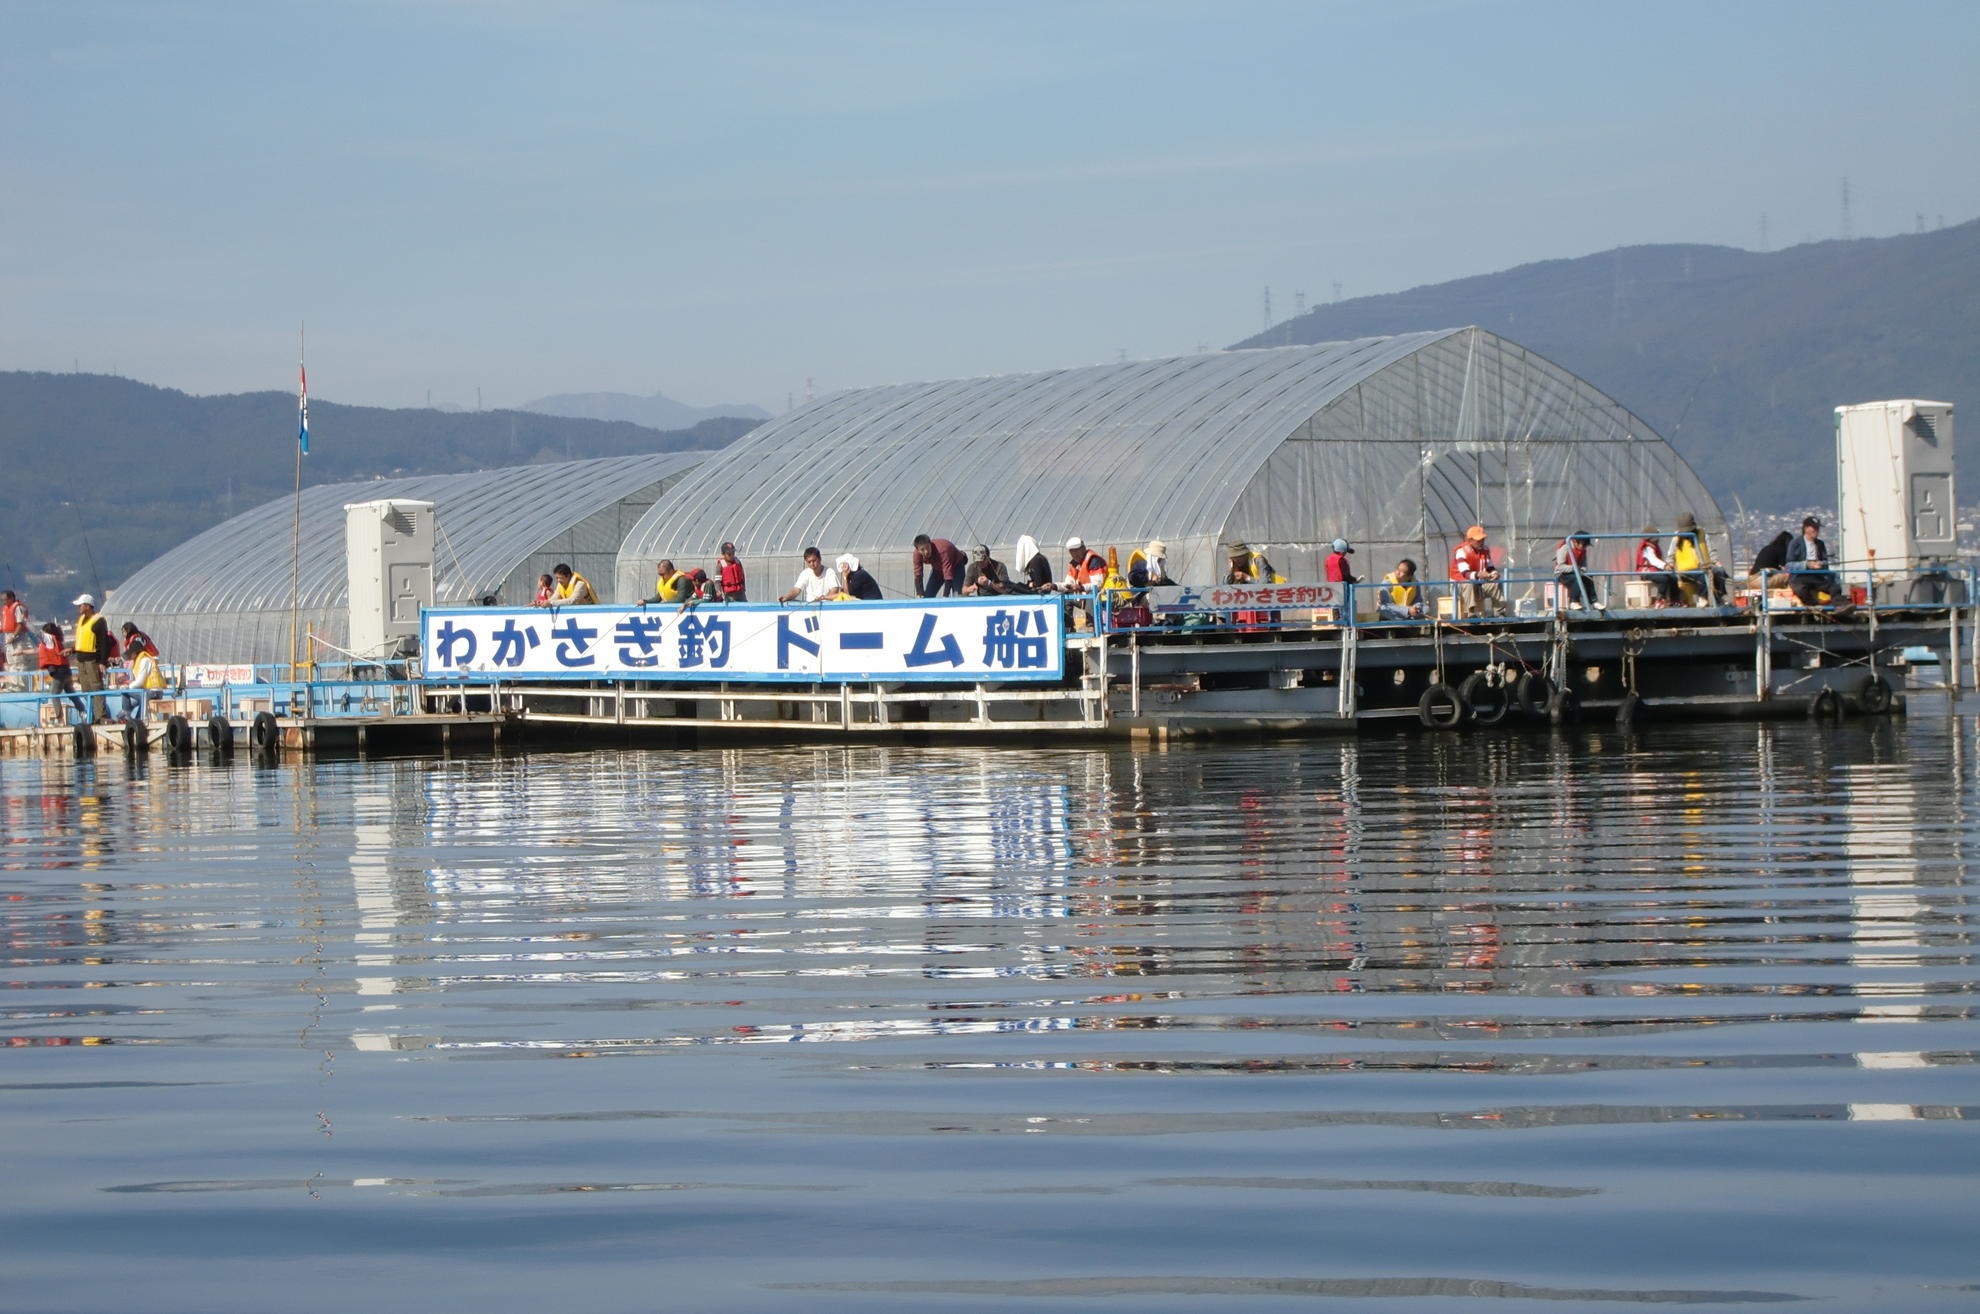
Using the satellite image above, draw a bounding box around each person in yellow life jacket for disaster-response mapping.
[121,641,166,722]
[1669,512,1728,605]
[1225,542,1284,585]
[1378,558,1426,621]
[551,563,598,605]
[69,593,115,717]
[651,560,695,604]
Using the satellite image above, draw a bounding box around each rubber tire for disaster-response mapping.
[164,713,192,753]
[1516,671,1552,718]
[123,717,147,755]
[1547,687,1580,726]
[250,711,280,752]
[1858,675,1893,715]
[207,715,235,752]
[71,722,96,756]
[1808,688,1841,719]
[1615,691,1642,727]
[1459,672,1509,726]
[1417,682,1465,730]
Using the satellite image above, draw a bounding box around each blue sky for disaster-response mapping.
[4,0,1976,414]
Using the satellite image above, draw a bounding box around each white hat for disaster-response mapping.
[1065,536,1084,551]
[72,593,95,607]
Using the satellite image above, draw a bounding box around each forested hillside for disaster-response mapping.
[0,373,755,619]
[1234,219,1979,511]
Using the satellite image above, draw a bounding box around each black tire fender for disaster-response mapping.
[1547,687,1580,726]
[1459,672,1509,725]
[164,713,192,753]
[123,717,147,755]
[1616,691,1642,727]
[1808,688,1841,719]
[1417,682,1465,729]
[1515,671,1552,718]
[250,710,280,751]
[207,715,235,752]
[71,721,96,755]
[1858,675,1893,715]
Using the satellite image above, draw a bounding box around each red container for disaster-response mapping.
[1850,586,1869,605]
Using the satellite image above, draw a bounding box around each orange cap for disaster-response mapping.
[1465,524,1488,541]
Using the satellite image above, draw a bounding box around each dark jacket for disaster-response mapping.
[842,568,883,600]
[1786,534,1833,574]
[1750,531,1791,574]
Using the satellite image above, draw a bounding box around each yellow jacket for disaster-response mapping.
[555,573,599,605]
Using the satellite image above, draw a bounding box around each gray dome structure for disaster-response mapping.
[615,328,1726,600]
[112,452,707,666]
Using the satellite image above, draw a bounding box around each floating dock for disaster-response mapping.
[3,589,1968,758]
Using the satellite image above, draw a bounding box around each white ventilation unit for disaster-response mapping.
[1836,400,1956,577]
[344,498,436,661]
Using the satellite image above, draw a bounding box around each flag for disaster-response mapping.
[298,361,309,454]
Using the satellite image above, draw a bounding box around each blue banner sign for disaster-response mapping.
[421,598,1067,684]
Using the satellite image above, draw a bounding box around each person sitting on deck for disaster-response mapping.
[1012,536,1053,592]
[1669,513,1728,605]
[1061,537,1107,592]
[1379,560,1426,621]
[1226,541,1283,586]
[829,554,883,601]
[1786,516,1847,609]
[531,573,555,607]
[1554,531,1596,609]
[1325,538,1358,586]
[121,636,166,722]
[551,563,599,606]
[1450,526,1508,618]
[961,545,1014,595]
[779,547,840,604]
[911,534,966,598]
[1127,540,1173,589]
[1636,528,1678,606]
[1748,530,1792,587]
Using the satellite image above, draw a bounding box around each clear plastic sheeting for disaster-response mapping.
[111,453,706,666]
[616,328,1725,600]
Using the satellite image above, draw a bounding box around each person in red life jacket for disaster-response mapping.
[717,542,746,602]
[531,573,555,607]
[37,621,86,722]
[911,533,966,597]
[1,589,29,683]
[1553,531,1595,608]
[1635,527,1677,606]
[1325,538,1358,584]
[1451,525,1508,617]
[119,621,159,660]
[1060,536,1107,591]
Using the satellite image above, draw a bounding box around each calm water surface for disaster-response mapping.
[2,723,1976,1313]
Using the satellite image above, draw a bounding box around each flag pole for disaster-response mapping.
[288,324,306,683]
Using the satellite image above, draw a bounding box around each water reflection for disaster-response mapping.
[2,722,1978,1311]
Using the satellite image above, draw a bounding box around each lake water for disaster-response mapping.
[2,721,1976,1313]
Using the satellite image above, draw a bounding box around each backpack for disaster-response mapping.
[93,617,120,661]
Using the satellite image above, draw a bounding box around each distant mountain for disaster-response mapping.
[0,372,758,620]
[520,389,770,430]
[1233,219,1980,512]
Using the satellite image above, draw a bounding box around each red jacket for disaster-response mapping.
[1451,541,1494,580]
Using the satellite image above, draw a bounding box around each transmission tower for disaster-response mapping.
[1262,286,1272,332]
[1840,177,1853,239]
[1331,280,1343,302]
[1293,290,1307,317]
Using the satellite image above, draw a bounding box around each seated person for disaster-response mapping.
[1012,536,1053,592]
[1127,539,1172,588]
[1554,531,1595,608]
[1379,559,1426,621]
[830,553,883,601]
[1785,516,1845,607]
[1636,528,1677,605]
[961,545,1014,595]
[1670,514,1728,605]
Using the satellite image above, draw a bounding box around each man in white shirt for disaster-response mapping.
[778,547,840,604]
